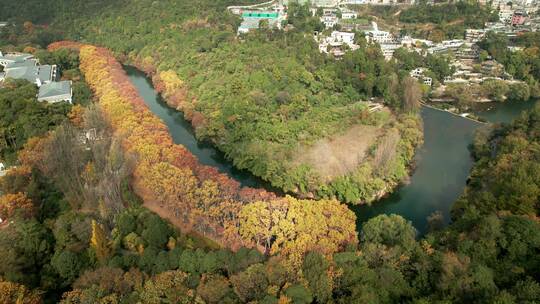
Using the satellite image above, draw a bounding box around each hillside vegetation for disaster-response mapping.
[1,0,423,204]
[1,1,539,303]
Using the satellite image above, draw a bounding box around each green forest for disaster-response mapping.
[478,32,540,95]
[0,0,430,203]
[399,1,498,41]
[1,98,539,303]
[0,0,540,303]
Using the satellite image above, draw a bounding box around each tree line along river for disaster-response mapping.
[125,66,539,235]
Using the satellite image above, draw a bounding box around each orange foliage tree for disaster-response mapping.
[0,192,34,220]
[0,280,42,304]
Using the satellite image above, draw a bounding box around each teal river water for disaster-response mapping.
[125,66,538,235]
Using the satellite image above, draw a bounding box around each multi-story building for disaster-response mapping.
[465,29,487,43]
[499,9,514,23]
[320,13,339,28]
[511,10,528,26]
[318,31,358,58]
[409,67,433,86]
[365,22,395,44]
[340,8,358,19]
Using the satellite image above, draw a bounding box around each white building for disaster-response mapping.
[365,22,395,44]
[320,14,339,28]
[499,9,514,23]
[379,43,401,60]
[0,162,5,177]
[427,39,464,54]
[341,8,358,19]
[331,31,355,45]
[318,31,358,58]
[465,29,487,43]
[410,67,433,86]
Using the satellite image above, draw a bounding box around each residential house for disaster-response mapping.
[511,10,528,26]
[365,22,395,44]
[499,9,514,23]
[341,8,358,19]
[455,43,480,60]
[37,80,73,104]
[428,39,464,54]
[410,68,433,86]
[465,29,487,43]
[379,43,401,60]
[318,31,358,58]
[320,13,339,28]
[331,31,355,45]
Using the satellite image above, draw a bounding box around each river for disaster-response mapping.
[125,66,538,235]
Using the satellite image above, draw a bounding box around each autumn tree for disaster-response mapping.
[90,220,111,264]
[138,270,197,303]
[0,280,42,304]
[0,192,34,220]
[402,77,422,113]
[197,274,234,303]
[230,263,269,302]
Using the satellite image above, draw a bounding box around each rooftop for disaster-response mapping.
[4,65,55,84]
[4,66,39,83]
[0,52,34,64]
[5,60,37,69]
[241,11,279,19]
[38,80,71,99]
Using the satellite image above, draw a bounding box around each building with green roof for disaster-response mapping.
[0,52,34,67]
[37,80,73,104]
[3,64,57,86]
[238,10,284,34]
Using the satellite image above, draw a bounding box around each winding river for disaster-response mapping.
[125,66,538,235]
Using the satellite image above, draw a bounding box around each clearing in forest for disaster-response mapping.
[293,124,382,183]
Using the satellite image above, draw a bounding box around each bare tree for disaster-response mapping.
[373,128,400,176]
[402,77,422,113]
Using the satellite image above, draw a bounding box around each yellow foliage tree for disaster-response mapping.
[0,280,42,304]
[90,220,111,264]
[0,192,34,220]
[159,70,184,95]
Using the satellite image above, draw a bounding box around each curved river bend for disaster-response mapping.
[125,66,538,235]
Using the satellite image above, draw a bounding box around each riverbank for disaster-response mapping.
[128,60,423,206]
[73,43,358,257]
[420,101,488,124]
[118,54,538,237]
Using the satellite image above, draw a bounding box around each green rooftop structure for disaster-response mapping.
[38,80,72,104]
[241,11,279,19]
[238,10,283,34]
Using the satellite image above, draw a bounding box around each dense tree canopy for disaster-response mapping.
[0,1,539,303]
[1,0,424,203]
